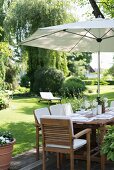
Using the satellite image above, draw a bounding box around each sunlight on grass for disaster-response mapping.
[0,97,48,156]
[0,97,47,124]
[0,86,114,156]
[85,85,114,102]
[86,85,114,95]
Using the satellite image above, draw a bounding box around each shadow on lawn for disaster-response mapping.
[13,97,39,103]
[11,97,49,115]
[0,122,39,156]
[18,103,49,115]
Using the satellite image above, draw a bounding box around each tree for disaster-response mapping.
[33,67,65,94]
[77,0,114,19]
[100,0,114,18]
[0,0,5,41]
[76,0,105,18]
[108,56,114,78]
[67,52,92,78]
[88,0,104,18]
[4,0,75,91]
[0,40,13,89]
[0,0,19,90]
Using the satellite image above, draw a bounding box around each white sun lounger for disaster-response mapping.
[39,92,62,103]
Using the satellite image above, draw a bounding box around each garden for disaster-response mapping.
[0,1,114,168]
[0,85,114,157]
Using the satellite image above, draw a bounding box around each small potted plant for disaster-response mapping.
[0,131,16,170]
[101,126,114,161]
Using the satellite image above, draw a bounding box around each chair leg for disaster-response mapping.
[70,152,74,170]
[36,127,40,160]
[87,134,91,170]
[57,153,60,170]
[42,150,46,170]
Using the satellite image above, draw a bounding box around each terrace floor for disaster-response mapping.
[10,148,114,170]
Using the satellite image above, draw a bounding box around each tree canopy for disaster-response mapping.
[1,0,113,92]
[4,0,76,91]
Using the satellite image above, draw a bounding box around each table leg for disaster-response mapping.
[36,126,40,160]
[98,126,107,170]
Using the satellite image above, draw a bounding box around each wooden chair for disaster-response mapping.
[49,104,66,116]
[50,103,75,116]
[41,117,91,170]
[34,107,51,160]
[110,101,114,107]
[62,103,74,115]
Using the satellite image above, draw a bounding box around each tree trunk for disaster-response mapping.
[88,0,105,18]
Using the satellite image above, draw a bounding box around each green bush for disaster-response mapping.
[0,91,9,110]
[101,126,114,161]
[64,97,83,111]
[83,80,93,85]
[106,80,114,85]
[61,76,86,98]
[83,79,109,85]
[100,79,109,85]
[20,74,30,88]
[15,87,30,94]
[33,67,65,94]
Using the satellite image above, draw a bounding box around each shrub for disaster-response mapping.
[15,86,30,93]
[64,97,83,111]
[101,126,114,161]
[13,87,30,97]
[0,91,9,110]
[20,74,30,88]
[83,79,109,85]
[61,76,86,98]
[88,89,93,93]
[106,80,114,85]
[33,67,65,94]
[83,80,93,85]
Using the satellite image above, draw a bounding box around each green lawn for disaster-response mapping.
[0,85,114,156]
[0,97,48,156]
[85,85,114,102]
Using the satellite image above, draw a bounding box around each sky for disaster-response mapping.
[75,5,114,69]
[91,53,114,69]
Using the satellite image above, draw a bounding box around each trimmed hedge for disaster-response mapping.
[83,80,114,85]
[106,80,114,85]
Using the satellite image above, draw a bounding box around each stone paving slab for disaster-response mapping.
[10,149,114,170]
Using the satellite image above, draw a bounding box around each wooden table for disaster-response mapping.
[73,116,114,170]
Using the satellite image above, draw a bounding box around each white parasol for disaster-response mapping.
[21,18,114,97]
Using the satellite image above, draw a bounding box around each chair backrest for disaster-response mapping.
[110,101,114,107]
[41,118,73,148]
[34,107,50,124]
[49,104,66,116]
[40,92,53,99]
[62,103,73,116]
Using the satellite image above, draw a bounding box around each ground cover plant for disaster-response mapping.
[0,85,114,156]
[101,126,114,161]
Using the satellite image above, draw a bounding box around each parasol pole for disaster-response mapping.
[97,50,100,98]
[97,26,102,99]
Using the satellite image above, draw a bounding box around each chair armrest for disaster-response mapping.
[34,123,41,129]
[73,128,91,139]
